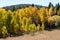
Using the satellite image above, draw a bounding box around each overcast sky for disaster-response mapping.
[0,0,60,7]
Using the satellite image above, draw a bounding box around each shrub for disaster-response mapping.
[55,17,60,27]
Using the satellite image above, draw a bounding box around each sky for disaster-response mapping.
[0,0,60,7]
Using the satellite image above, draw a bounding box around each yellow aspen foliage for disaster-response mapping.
[20,17,27,31]
[24,7,31,17]
[29,6,37,15]
[18,8,25,18]
[0,8,7,14]
[57,9,60,16]
[49,6,53,16]
[39,7,46,15]
[46,8,49,17]
[37,24,40,31]
[41,23,45,31]
[40,15,44,22]
[0,8,7,20]
[48,15,60,23]
[29,24,36,32]
[25,17,31,31]
[10,17,14,24]
[1,26,8,35]
[20,17,32,32]
[38,7,47,22]
[14,24,19,33]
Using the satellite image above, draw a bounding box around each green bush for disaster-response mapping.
[55,18,60,27]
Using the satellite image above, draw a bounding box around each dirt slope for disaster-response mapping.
[0,29,60,40]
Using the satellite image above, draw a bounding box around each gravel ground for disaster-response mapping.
[0,29,60,40]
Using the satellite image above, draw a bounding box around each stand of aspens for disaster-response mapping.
[0,5,60,38]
